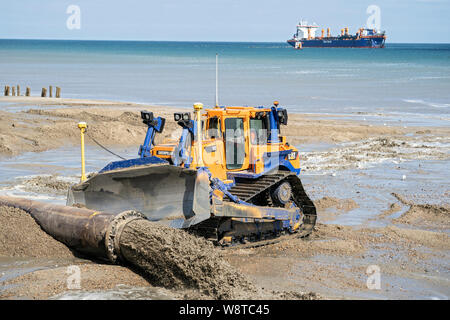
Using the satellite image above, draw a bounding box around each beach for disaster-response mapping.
[1,39,449,301]
[0,96,448,300]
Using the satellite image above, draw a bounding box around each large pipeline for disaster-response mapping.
[0,195,141,261]
[0,196,255,298]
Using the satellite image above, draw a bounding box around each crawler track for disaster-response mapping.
[190,170,317,247]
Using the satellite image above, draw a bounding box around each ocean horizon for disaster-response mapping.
[3,38,450,44]
[1,39,449,126]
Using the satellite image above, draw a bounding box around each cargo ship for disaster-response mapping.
[287,20,386,49]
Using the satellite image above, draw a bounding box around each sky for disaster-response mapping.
[0,0,449,43]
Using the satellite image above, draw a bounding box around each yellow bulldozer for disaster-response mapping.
[67,101,317,246]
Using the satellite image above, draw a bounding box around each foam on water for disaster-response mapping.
[0,146,137,203]
[301,135,450,174]
[403,99,450,109]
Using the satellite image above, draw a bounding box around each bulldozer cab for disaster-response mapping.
[150,103,298,180]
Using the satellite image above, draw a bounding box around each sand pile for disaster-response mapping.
[26,109,142,126]
[0,107,149,156]
[315,196,359,212]
[393,204,450,227]
[380,226,450,249]
[119,220,257,299]
[283,118,404,145]
[19,175,75,195]
[369,202,403,221]
[392,193,450,229]
[382,202,402,216]
[0,205,74,258]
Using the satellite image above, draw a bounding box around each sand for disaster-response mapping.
[313,196,360,223]
[0,205,74,258]
[119,219,257,299]
[378,203,402,219]
[0,204,319,300]
[394,204,450,229]
[18,175,75,196]
[1,193,449,299]
[225,220,449,299]
[315,196,359,212]
[0,96,449,300]
[2,96,448,158]
[301,135,450,173]
[392,193,450,230]
[0,264,152,300]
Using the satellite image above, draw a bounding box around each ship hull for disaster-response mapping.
[287,37,385,48]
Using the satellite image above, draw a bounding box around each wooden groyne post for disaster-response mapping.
[4,85,60,97]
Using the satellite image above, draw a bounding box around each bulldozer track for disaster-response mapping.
[226,171,292,203]
[190,170,317,247]
[225,231,312,250]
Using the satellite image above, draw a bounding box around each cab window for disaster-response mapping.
[207,117,221,139]
[224,118,245,170]
[250,118,267,145]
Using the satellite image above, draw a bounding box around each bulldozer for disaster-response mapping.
[67,101,317,246]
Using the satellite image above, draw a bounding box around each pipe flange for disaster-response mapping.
[105,210,146,263]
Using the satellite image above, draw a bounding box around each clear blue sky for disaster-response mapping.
[1,0,449,43]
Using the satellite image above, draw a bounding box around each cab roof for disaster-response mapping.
[204,106,273,117]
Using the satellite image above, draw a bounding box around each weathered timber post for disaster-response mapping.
[49,85,52,97]
[17,85,20,96]
[56,87,61,98]
[11,86,16,96]
[41,87,47,97]
[25,87,31,96]
[4,86,10,96]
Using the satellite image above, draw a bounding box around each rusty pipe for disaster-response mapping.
[0,196,252,293]
[0,196,145,261]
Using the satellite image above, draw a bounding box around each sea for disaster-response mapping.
[0,39,449,126]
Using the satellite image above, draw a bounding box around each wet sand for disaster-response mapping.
[0,205,74,258]
[0,96,449,300]
[0,205,317,300]
[1,96,448,157]
[1,197,448,300]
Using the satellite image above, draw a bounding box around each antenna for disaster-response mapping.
[215,53,219,107]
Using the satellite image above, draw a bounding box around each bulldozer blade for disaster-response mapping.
[67,163,212,228]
